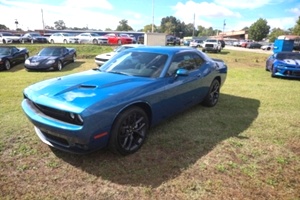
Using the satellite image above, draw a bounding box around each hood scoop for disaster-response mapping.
[79,84,97,89]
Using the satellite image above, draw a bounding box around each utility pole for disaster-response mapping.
[41,9,45,34]
[152,0,154,33]
[192,13,195,37]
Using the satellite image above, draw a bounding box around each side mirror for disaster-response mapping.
[176,68,189,76]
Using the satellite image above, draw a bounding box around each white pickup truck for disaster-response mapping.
[202,39,222,53]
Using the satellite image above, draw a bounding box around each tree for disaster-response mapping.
[0,24,9,30]
[248,18,270,41]
[116,19,133,31]
[105,28,112,31]
[143,24,157,33]
[160,16,180,35]
[292,16,300,35]
[268,28,286,42]
[54,20,67,30]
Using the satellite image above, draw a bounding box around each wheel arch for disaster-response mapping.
[113,102,153,127]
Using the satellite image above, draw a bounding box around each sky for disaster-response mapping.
[0,0,299,33]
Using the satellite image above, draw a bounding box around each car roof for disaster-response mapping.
[127,46,203,54]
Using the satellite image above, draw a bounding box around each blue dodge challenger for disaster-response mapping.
[22,46,227,155]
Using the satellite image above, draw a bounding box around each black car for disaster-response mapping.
[20,32,48,44]
[0,46,29,70]
[24,46,76,71]
[247,42,262,49]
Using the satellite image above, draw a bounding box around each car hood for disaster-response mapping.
[95,51,116,59]
[24,70,154,113]
[28,55,58,62]
[278,59,300,66]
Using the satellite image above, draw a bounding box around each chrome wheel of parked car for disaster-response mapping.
[109,106,149,155]
[4,60,11,70]
[50,39,54,44]
[72,54,76,62]
[31,40,34,44]
[117,40,122,45]
[63,39,67,44]
[93,39,98,44]
[57,61,63,71]
[202,79,220,107]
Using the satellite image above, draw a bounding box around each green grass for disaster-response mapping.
[0,45,299,200]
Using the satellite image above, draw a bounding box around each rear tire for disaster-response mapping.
[201,79,220,107]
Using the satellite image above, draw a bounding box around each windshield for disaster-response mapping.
[100,51,168,78]
[0,47,10,55]
[38,48,63,56]
[277,53,300,60]
[31,33,41,36]
[91,33,99,36]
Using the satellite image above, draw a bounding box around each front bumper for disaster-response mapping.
[274,65,300,78]
[21,98,110,153]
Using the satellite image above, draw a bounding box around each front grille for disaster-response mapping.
[43,132,69,146]
[205,44,214,48]
[30,100,83,125]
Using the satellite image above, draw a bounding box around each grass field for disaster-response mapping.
[0,45,299,200]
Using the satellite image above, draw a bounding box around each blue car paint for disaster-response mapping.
[266,51,300,79]
[22,46,227,153]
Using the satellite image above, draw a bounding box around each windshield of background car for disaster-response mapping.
[277,53,300,60]
[0,47,10,55]
[38,48,62,56]
[91,33,99,36]
[100,51,168,78]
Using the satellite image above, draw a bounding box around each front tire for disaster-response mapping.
[109,106,149,155]
[57,61,63,71]
[201,79,220,107]
[92,39,98,44]
[72,54,76,62]
[4,60,11,70]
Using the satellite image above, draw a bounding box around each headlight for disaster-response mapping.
[276,64,285,68]
[69,113,83,125]
[46,60,55,64]
[25,59,30,65]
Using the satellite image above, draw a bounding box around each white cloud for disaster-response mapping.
[213,0,272,9]
[62,0,113,10]
[172,1,241,28]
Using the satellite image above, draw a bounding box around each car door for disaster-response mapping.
[155,52,210,119]
[10,47,23,64]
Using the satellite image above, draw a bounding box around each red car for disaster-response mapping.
[104,33,133,45]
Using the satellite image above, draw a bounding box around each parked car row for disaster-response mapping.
[0,45,76,71]
[0,32,135,45]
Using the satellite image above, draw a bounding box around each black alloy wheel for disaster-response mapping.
[109,106,149,155]
[201,79,220,107]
